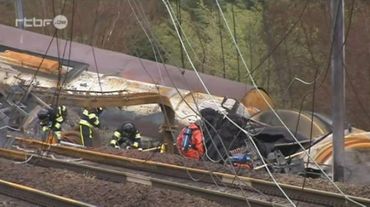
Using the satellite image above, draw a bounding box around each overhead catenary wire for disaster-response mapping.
[129,0,203,123]
[51,0,68,108]
[131,0,168,85]
[217,0,346,193]
[159,2,264,124]
[127,0,163,86]
[130,0,229,176]
[297,13,326,193]
[52,0,70,109]
[217,7,226,78]
[128,0,205,171]
[18,30,57,104]
[90,0,103,92]
[344,63,370,125]
[164,0,367,206]
[339,0,370,125]
[162,0,259,168]
[298,30,320,194]
[231,3,241,82]
[293,0,364,184]
[21,0,70,165]
[300,73,318,192]
[163,1,293,205]
[12,0,362,205]
[129,2,271,204]
[46,0,68,147]
[127,0,175,131]
[176,0,185,69]
[317,0,354,90]
[161,0,296,206]
[162,0,272,177]
[56,0,76,106]
[128,1,236,194]
[163,0,268,177]
[213,0,365,206]
[146,1,224,77]
[131,0,202,109]
[248,1,309,79]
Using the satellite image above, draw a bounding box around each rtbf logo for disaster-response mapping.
[15,15,68,30]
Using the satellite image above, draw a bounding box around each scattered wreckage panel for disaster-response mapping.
[0,110,9,148]
[241,88,273,113]
[252,109,331,139]
[0,46,87,83]
[0,50,60,74]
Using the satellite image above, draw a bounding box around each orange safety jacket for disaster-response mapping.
[176,123,204,160]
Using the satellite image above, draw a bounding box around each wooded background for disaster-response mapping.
[1,0,369,130]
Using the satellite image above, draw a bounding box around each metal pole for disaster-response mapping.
[14,0,24,29]
[331,0,345,181]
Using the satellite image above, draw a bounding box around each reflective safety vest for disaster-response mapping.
[79,109,100,128]
[39,108,64,131]
[176,123,204,160]
[39,106,66,140]
[110,129,141,149]
[55,105,66,123]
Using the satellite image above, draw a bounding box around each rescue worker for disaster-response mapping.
[79,107,102,147]
[37,105,67,143]
[109,122,142,149]
[176,119,204,160]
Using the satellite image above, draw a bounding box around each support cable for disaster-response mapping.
[90,0,103,92]
[217,8,226,78]
[162,0,295,205]
[130,2,270,204]
[231,3,240,82]
[213,0,365,206]
[129,0,223,186]
[56,0,76,106]
[317,0,354,89]
[247,1,309,79]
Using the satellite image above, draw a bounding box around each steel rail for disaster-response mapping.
[11,135,370,207]
[0,148,283,207]
[0,178,95,207]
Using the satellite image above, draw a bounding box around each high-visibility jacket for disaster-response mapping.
[110,129,141,149]
[79,109,100,128]
[39,106,66,140]
[55,105,66,123]
[176,123,204,160]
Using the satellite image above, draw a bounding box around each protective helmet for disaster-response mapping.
[96,107,103,115]
[121,122,136,135]
[187,115,200,124]
[37,109,51,120]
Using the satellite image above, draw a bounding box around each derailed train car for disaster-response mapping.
[198,107,370,179]
[1,24,370,179]
[0,24,272,152]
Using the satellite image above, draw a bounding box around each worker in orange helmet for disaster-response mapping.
[176,116,204,160]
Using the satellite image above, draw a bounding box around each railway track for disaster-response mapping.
[0,193,39,207]
[0,177,95,207]
[0,147,289,207]
[6,135,370,207]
